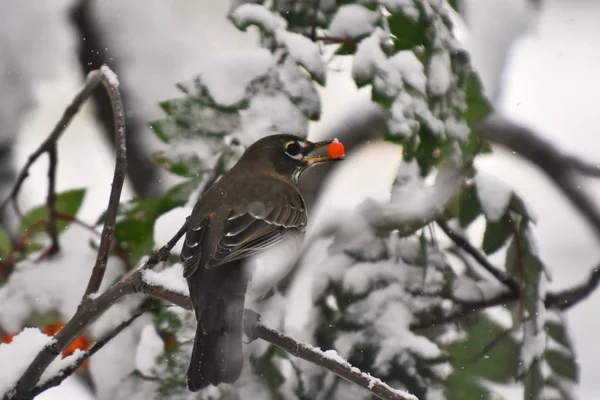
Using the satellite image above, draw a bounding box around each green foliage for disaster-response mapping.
[481,213,512,255]
[329,0,492,176]
[19,188,86,236]
[0,226,10,259]
[97,178,200,265]
[446,183,482,228]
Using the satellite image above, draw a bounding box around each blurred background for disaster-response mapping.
[1,0,599,398]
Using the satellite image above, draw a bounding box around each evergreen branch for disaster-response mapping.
[82,65,128,299]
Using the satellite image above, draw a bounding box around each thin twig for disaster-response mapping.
[6,220,187,400]
[436,218,520,293]
[464,327,515,364]
[479,112,600,242]
[46,145,59,255]
[313,36,357,46]
[0,71,103,218]
[0,213,132,278]
[82,66,127,299]
[0,219,48,276]
[410,291,517,331]
[546,263,600,310]
[31,307,151,396]
[56,212,131,269]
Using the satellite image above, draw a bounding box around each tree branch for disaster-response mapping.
[478,112,600,242]
[82,65,127,299]
[545,263,600,310]
[436,218,520,293]
[30,307,150,396]
[5,220,186,400]
[0,71,102,218]
[245,317,417,400]
[410,290,517,331]
[45,145,59,255]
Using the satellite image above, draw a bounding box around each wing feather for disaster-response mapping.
[206,191,307,268]
[182,180,308,275]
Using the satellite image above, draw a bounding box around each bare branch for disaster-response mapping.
[545,263,600,310]
[0,71,103,218]
[410,290,517,331]
[31,307,149,396]
[82,66,128,299]
[436,218,520,293]
[5,220,186,400]
[45,145,59,255]
[478,112,600,241]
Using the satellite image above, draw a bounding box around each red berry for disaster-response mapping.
[327,140,345,159]
[0,334,14,344]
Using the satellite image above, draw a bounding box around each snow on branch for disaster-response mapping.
[245,312,418,400]
[359,165,464,233]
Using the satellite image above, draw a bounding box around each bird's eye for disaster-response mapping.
[285,142,303,159]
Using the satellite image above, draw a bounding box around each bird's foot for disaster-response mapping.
[243,309,262,343]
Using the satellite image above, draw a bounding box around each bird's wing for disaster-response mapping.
[181,210,211,279]
[206,188,307,269]
[181,179,307,278]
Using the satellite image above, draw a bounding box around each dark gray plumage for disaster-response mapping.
[181,134,340,391]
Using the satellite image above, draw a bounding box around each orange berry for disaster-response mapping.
[44,323,64,336]
[64,335,91,355]
[327,140,345,159]
[0,334,14,344]
[64,335,92,371]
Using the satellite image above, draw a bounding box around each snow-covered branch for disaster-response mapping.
[245,314,418,400]
[4,221,186,400]
[30,306,150,397]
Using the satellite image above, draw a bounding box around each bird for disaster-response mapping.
[180,134,343,391]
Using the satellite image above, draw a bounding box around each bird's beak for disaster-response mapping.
[302,139,343,165]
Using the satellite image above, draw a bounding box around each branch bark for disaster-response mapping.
[82,66,127,299]
[0,71,102,218]
[436,218,520,293]
[23,275,417,400]
[478,112,600,242]
[246,318,417,400]
[5,222,186,400]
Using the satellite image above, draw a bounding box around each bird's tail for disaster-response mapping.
[187,293,245,391]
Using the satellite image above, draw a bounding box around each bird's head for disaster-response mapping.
[237,134,344,183]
